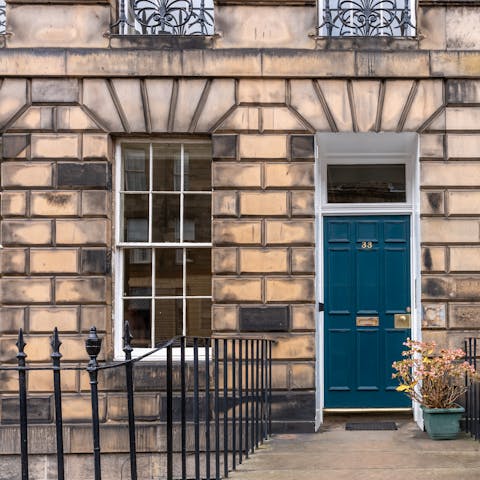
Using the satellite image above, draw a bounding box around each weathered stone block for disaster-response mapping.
[29,306,79,333]
[447,134,480,159]
[30,249,78,274]
[212,248,237,274]
[55,277,106,303]
[0,79,28,129]
[239,248,288,273]
[291,305,315,331]
[290,362,315,389]
[82,134,110,159]
[221,106,260,131]
[31,134,79,159]
[421,246,446,272]
[212,191,237,217]
[2,134,30,159]
[213,220,261,245]
[291,248,315,273]
[212,163,261,188]
[239,306,289,332]
[212,304,238,331]
[213,278,262,302]
[449,303,480,329]
[1,191,27,217]
[422,303,446,328]
[81,248,109,274]
[212,135,237,159]
[0,307,25,333]
[264,163,314,188]
[265,220,314,245]
[13,106,54,130]
[446,7,480,50]
[107,394,159,421]
[422,162,480,186]
[80,305,107,333]
[56,219,108,245]
[239,135,287,159]
[421,218,479,243]
[271,335,315,360]
[238,79,286,104]
[291,191,315,216]
[32,78,79,103]
[82,191,109,216]
[356,51,430,77]
[8,4,110,48]
[1,220,52,246]
[266,278,315,302]
[31,191,79,217]
[291,135,315,160]
[262,107,306,131]
[1,249,27,274]
[450,247,480,272]
[240,192,288,216]
[420,191,444,215]
[420,134,444,158]
[447,79,480,103]
[1,163,53,188]
[57,163,109,188]
[448,190,480,215]
[62,395,106,423]
[28,369,78,393]
[1,397,52,424]
[1,278,52,304]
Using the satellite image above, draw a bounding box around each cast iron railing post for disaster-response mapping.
[214,339,220,480]
[51,328,65,480]
[205,338,211,480]
[245,339,249,458]
[166,344,173,480]
[16,329,29,480]
[238,339,243,465]
[194,338,200,480]
[123,322,137,480]
[181,337,187,480]
[223,339,228,477]
[85,327,103,480]
[231,339,236,470]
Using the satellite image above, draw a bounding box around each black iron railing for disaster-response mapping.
[464,338,480,440]
[0,323,275,480]
[318,0,416,37]
[112,0,215,35]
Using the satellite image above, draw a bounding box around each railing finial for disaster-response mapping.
[16,328,27,363]
[51,327,63,360]
[123,321,134,356]
[85,326,102,369]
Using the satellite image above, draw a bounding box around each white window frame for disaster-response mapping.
[114,139,212,361]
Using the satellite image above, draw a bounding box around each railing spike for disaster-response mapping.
[51,327,62,358]
[16,328,27,359]
[123,321,133,355]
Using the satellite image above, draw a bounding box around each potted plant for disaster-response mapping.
[392,339,477,440]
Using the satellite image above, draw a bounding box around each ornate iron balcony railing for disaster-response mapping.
[113,0,215,35]
[318,0,416,37]
[0,0,6,35]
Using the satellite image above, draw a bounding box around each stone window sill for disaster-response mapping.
[313,35,420,50]
[108,34,218,50]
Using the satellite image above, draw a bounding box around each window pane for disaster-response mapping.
[186,298,211,337]
[155,248,183,296]
[327,164,406,203]
[124,299,151,348]
[184,194,211,242]
[152,144,181,191]
[184,144,211,191]
[123,249,152,296]
[186,249,211,296]
[152,194,180,242]
[122,144,149,191]
[122,194,149,242]
[154,299,183,344]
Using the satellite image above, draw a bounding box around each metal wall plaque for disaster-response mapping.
[394,314,411,329]
[356,316,379,327]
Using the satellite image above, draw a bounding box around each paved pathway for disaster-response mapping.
[230,415,480,480]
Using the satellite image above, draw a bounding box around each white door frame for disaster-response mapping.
[314,133,422,430]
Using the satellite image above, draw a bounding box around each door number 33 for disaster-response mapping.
[361,241,373,249]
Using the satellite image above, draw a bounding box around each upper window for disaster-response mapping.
[318,0,416,37]
[115,0,215,35]
[116,141,212,353]
[0,0,5,35]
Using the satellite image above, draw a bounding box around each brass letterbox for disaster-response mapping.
[356,316,379,327]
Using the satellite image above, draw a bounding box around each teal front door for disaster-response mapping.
[324,215,411,408]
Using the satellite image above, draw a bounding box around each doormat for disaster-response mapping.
[345,422,397,431]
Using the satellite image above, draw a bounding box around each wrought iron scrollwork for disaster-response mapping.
[0,0,6,35]
[319,0,415,37]
[113,0,214,35]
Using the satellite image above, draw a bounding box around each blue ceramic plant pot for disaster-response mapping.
[421,406,465,440]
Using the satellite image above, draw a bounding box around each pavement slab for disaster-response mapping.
[229,415,480,480]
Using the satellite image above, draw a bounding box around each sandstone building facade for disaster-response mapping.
[1,0,480,469]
